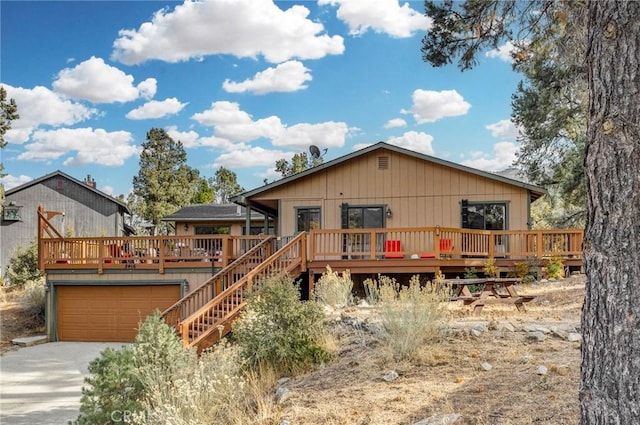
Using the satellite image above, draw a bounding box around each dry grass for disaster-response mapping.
[0,285,46,354]
[277,276,584,425]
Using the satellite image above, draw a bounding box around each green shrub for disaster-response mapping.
[514,258,538,283]
[464,267,479,279]
[74,311,193,425]
[366,275,450,361]
[19,278,46,323]
[545,256,565,279]
[233,274,332,374]
[314,265,354,307]
[6,242,41,287]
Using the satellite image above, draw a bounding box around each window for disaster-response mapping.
[462,201,507,230]
[243,226,275,235]
[195,225,230,235]
[296,207,320,232]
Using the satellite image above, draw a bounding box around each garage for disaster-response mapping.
[56,284,181,342]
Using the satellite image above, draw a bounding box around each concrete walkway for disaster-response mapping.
[0,342,126,425]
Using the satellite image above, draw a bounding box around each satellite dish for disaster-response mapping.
[309,145,328,159]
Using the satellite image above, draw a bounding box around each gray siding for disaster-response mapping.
[1,175,126,280]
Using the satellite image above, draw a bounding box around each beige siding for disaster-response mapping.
[251,149,533,235]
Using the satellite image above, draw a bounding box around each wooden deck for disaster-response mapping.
[40,226,583,279]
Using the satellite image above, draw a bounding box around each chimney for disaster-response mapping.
[84,174,96,188]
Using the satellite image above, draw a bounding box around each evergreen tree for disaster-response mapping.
[275,152,323,178]
[1,86,20,201]
[211,166,243,204]
[131,128,200,232]
[422,1,640,422]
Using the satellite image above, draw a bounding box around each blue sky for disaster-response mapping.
[1,0,522,197]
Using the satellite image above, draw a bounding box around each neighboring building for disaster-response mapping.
[233,142,546,236]
[162,203,274,236]
[1,170,131,280]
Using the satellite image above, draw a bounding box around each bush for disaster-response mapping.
[233,274,332,374]
[514,258,539,284]
[364,275,450,361]
[74,311,193,425]
[19,278,46,323]
[6,242,41,287]
[483,258,499,278]
[314,265,354,307]
[545,256,565,279]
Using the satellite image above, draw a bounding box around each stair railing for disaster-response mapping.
[162,236,275,328]
[179,232,306,351]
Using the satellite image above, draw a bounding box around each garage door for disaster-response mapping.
[57,285,181,342]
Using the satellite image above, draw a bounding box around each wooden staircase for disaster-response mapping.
[162,233,307,353]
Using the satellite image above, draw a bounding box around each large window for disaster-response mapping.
[462,201,507,230]
[195,225,230,235]
[296,207,320,232]
[243,226,275,235]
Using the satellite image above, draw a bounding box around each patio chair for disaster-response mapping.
[384,239,404,259]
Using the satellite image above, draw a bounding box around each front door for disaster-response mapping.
[341,204,385,259]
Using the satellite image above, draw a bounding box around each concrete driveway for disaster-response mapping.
[0,342,126,425]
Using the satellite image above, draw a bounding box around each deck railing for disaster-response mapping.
[308,227,584,261]
[39,234,270,273]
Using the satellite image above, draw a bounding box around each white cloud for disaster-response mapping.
[165,126,201,148]
[485,41,516,63]
[461,141,518,171]
[0,174,32,190]
[352,142,373,151]
[100,185,115,196]
[137,78,157,99]
[486,118,520,139]
[401,89,471,124]
[192,101,350,148]
[319,0,432,37]
[126,98,187,120]
[211,146,293,169]
[17,127,138,166]
[384,118,407,129]
[1,84,96,144]
[272,122,350,150]
[223,61,312,95]
[112,0,344,65]
[385,131,434,155]
[52,57,156,103]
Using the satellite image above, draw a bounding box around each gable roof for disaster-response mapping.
[232,142,547,204]
[162,203,265,222]
[4,170,131,214]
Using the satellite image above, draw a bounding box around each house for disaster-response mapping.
[162,203,273,236]
[1,170,131,282]
[39,143,583,348]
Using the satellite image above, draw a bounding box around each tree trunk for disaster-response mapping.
[581,1,640,423]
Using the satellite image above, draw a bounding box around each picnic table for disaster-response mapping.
[443,278,535,314]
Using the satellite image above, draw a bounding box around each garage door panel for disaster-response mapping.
[57,285,180,342]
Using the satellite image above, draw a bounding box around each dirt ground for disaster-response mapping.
[0,277,584,424]
[279,276,584,425]
[0,289,46,355]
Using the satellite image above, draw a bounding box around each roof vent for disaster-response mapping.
[378,156,389,170]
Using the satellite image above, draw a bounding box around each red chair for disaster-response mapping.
[420,238,453,259]
[384,239,404,259]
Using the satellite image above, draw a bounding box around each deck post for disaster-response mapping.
[308,269,315,299]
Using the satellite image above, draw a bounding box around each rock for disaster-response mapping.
[488,320,498,331]
[536,366,548,376]
[383,370,399,382]
[527,331,547,342]
[277,377,290,385]
[280,421,291,425]
[498,322,516,332]
[470,328,483,337]
[518,355,532,364]
[413,413,461,425]
[275,387,292,404]
[568,332,582,342]
[358,299,371,308]
[481,362,492,371]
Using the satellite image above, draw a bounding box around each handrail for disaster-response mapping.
[161,236,275,328]
[179,232,306,350]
